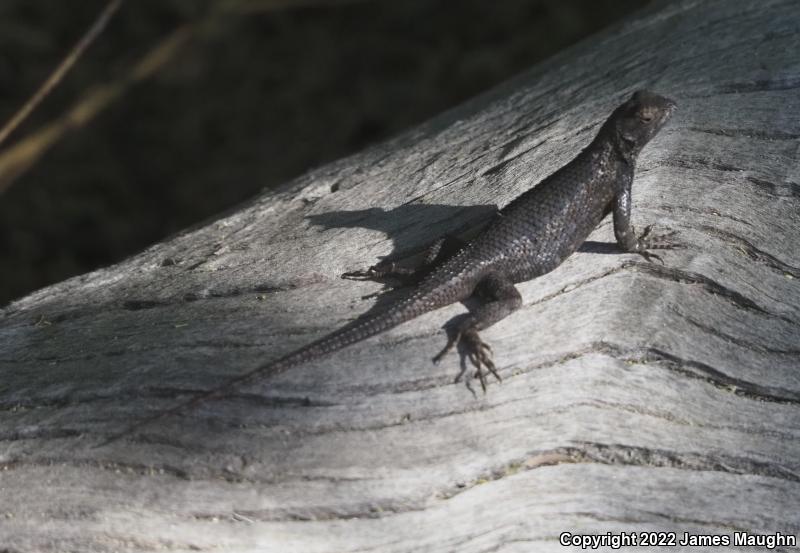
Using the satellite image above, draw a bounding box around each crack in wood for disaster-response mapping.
[624,261,799,325]
[0,457,191,480]
[4,436,797,527]
[180,440,800,523]
[713,75,800,94]
[0,427,81,442]
[0,386,336,414]
[113,344,800,448]
[6,334,798,452]
[657,204,755,227]
[746,176,800,199]
[522,259,797,327]
[634,346,800,404]
[121,277,328,311]
[698,225,800,278]
[656,156,744,174]
[687,126,800,141]
[669,305,800,356]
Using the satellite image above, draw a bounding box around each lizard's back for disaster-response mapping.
[462,138,621,284]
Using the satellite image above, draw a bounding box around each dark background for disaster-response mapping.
[0,0,645,305]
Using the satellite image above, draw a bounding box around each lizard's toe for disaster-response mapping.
[463,329,501,391]
[648,231,683,250]
[635,227,682,263]
[342,261,394,280]
[433,330,461,364]
[638,250,664,264]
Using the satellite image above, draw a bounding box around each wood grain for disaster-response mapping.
[2,0,799,550]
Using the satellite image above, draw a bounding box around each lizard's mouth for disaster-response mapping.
[658,99,677,128]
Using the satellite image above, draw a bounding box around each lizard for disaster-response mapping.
[99,89,677,445]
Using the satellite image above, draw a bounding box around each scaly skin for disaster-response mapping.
[100,90,677,445]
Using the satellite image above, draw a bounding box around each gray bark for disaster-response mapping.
[2,0,800,551]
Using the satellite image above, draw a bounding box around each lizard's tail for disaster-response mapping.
[256,295,429,379]
[96,286,450,447]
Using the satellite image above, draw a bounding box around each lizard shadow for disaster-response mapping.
[578,240,623,254]
[308,203,502,388]
[306,201,498,318]
[306,203,498,257]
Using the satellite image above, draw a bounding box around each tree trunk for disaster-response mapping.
[2,0,799,551]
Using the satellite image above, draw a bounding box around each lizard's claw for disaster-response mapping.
[343,260,418,282]
[463,329,500,392]
[638,224,654,242]
[637,226,682,250]
[435,328,500,392]
[637,249,665,264]
[342,261,392,280]
[341,269,369,280]
[635,226,683,264]
[433,330,461,364]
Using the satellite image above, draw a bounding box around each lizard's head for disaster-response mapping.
[609,90,676,157]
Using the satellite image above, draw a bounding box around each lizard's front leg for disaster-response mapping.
[433,272,522,391]
[613,187,679,264]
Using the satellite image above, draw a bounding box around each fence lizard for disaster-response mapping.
[100,89,677,445]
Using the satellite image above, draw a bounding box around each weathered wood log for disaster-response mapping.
[2,0,799,550]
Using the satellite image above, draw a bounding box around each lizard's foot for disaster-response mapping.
[342,260,419,283]
[342,260,396,280]
[635,225,682,264]
[432,329,460,364]
[462,329,500,392]
[433,328,500,392]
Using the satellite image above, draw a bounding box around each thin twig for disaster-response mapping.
[0,25,192,195]
[0,0,371,195]
[0,0,124,148]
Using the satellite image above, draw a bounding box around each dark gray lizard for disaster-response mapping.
[100,89,677,445]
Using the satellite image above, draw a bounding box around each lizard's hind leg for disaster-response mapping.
[434,273,522,391]
[343,235,466,285]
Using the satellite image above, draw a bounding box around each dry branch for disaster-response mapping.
[1,0,799,551]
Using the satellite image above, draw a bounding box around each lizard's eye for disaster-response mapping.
[636,108,655,123]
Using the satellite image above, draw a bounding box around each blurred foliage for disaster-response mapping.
[0,0,645,305]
